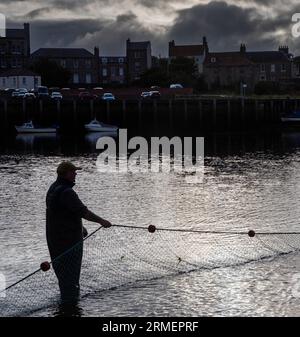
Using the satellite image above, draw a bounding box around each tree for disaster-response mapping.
[168,57,198,87]
[137,67,169,87]
[30,58,71,87]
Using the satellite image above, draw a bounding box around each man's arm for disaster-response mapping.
[83,210,112,228]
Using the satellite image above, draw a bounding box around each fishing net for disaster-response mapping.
[0,225,300,317]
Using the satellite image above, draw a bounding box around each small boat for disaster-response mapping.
[15,121,57,133]
[281,110,300,122]
[84,119,118,132]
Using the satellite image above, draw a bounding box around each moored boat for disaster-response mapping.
[85,119,118,132]
[15,121,57,133]
[281,110,300,122]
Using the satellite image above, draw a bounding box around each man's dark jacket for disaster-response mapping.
[46,177,88,259]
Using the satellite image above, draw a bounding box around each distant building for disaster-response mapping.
[292,56,300,78]
[99,56,127,84]
[0,69,41,90]
[31,47,100,85]
[204,44,292,91]
[0,23,31,72]
[246,46,292,83]
[126,39,151,82]
[168,37,209,74]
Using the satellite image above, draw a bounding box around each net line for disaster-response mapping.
[1,224,300,317]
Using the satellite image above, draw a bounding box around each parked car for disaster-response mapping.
[141,91,151,99]
[11,89,20,98]
[78,91,98,100]
[51,92,63,100]
[149,91,161,99]
[150,86,160,90]
[102,93,115,101]
[23,93,36,100]
[170,83,183,89]
[12,88,28,98]
[37,86,49,99]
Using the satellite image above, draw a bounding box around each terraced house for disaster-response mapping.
[31,47,100,85]
[204,44,293,92]
[99,56,127,84]
[0,23,30,71]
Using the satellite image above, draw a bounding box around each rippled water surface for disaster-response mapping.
[0,131,300,316]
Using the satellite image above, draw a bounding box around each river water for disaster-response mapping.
[0,129,300,316]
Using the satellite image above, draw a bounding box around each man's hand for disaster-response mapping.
[100,219,112,228]
[83,210,112,228]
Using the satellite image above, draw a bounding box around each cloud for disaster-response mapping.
[168,1,300,54]
[2,0,300,56]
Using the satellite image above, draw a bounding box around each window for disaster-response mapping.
[13,77,16,87]
[119,67,124,76]
[119,58,124,63]
[135,62,140,70]
[211,57,216,63]
[281,64,286,72]
[102,58,107,64]
[2,78,5,86]
[73,60,79,68]
[86,59,91,68]
[111,67,116,77]
[22,77,26,85]
[17,58,22,68]
[271,64,276,72]
[34,77,39,86]
[61,59,66,68]
[11,58,16,68]
[86,73,91,83]
[260,75,266,81]
[260,64,265,72]
[102,68,107,77]
[73,73,79,83]
[134,51,141,58]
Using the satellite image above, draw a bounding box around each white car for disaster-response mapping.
[23,93,36,99]
[51,92,63,100]
[141,91,151,98]
[170,84,183,89]
[12,88,28,97]
[102,93,115,101]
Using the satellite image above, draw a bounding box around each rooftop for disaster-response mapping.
[0,69,40,77]
[169,44,205,57]
[31,48,94,58]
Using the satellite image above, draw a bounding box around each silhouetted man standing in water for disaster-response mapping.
[46,161,111,303]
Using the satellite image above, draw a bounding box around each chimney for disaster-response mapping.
[169,40,175,57]
[240,43,246,53]
[24,23,30,56]
[94,46,99,57]
[279,45,289,55]
[203,36,209,53]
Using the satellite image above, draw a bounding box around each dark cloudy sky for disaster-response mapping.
[0,0,299,56]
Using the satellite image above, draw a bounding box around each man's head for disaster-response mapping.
[57,161,82,183]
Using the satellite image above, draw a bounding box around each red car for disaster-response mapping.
[78,92,98,100]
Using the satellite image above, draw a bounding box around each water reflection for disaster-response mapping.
[1,130,300,157]
[53,300,83,317]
